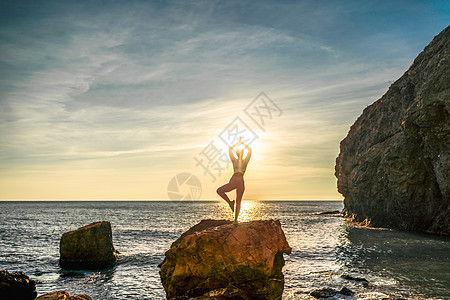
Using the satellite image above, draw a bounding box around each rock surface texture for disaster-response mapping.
[159,219,292,300]
[60,221,119,269]
[335,26,450,235]
[36,291,92,300]
[0,270,37,300]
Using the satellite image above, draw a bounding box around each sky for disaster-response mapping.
[0,0,449,200]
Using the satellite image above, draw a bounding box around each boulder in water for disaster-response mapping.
[309,287,338,298]
[309,286,355,298]
[60,221,119,269]
[340,273,369,286]
[339,286,355,296]
[335,26,450,235]
[159,219,292,299]
[315,210,341,215]
[0,270,37,300]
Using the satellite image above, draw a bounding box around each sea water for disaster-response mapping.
[0,201,448,299]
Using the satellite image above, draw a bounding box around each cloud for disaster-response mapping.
[1,0,449,199]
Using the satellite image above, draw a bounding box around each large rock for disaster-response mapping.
[335,26,450,235]
[0,270,37,300]
[159,219,292,299]
[60,221,119,269]
[36,291,92,300]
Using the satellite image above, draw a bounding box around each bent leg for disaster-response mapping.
[234,180,245,222]
[217,181,237,211]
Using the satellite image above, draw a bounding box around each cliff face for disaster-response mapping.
[335,26,450,235]
[159,219,292,299]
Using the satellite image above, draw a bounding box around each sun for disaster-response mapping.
[230,140,262,159]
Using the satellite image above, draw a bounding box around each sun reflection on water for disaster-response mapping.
[238,201,265,222]
[217,200,268,222]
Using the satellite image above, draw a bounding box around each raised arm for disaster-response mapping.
[228,139,241,160]
[241,140,252,162]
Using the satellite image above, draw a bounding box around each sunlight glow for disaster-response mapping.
[238,201,260,222]
[229,139,262,161]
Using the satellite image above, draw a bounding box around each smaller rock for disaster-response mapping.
[339,286,355,296]
[340,274,369,286]
[0,270,37,300]
[36,290,92,300]
[316,210,341,215]
[60,221,119,269]
[309,287,338,298]
[381,297,406,300]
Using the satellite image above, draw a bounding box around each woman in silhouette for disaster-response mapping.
[216,137,252,223]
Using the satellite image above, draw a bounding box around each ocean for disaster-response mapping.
[0,201,449,299]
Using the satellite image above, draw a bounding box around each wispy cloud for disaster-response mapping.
[0,0,448,199]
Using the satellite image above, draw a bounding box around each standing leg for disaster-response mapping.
[234,179,245,222]
[216,180,237,212]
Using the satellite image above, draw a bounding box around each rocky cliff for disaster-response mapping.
[159,219,292,299]
[335,26,449,235]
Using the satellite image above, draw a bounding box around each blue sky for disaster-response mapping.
[0,0,449,200]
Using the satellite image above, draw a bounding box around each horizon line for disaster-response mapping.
[0,199,343,202]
